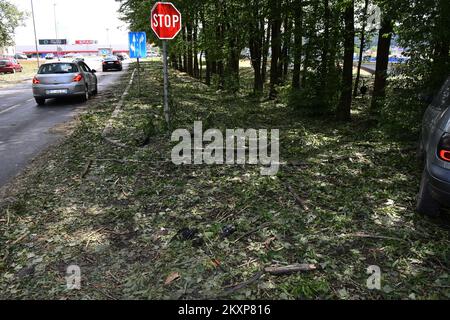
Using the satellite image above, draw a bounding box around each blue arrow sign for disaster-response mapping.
[128,32,147,59]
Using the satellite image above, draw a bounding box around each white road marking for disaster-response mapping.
[0,104,21,115]
[27,98,33,102]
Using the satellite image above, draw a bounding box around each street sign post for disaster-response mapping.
[128,32,147,97]
[151,2,182,127]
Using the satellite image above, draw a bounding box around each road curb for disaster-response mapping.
[102,68,136,148]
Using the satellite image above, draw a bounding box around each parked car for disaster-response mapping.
[102,55,122,72]
[0,58,23,74]
[14,53,28,60]
[45,53,55,60]
[147,52,160,58]
[417,76,450,216]
[73,54,85,62]
[32,61,98,105]
[115,53,126,61]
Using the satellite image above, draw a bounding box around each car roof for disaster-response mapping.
[40,61,78,66]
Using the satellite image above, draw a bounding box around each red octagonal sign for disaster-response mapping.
[151,2,182,40]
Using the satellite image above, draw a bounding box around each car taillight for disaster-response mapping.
[32,77,40,84]
[73,74,83,82]
[115,61,120,64]
[102,62,106,65]
[438,133,450,162]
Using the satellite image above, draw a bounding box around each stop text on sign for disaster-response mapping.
[152,13,180,28]
[150,2,182,40]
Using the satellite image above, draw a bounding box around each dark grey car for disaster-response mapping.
[32,61,98,105]
[417,76,450,216]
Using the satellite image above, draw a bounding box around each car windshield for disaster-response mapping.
[38,63,79,74]
[0,60,9,64]
[105,56,118,61]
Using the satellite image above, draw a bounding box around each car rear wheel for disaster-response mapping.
[35,98,45,106]
[416,169,441,217]
[80,86,89,102]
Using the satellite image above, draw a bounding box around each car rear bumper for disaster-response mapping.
[0,67,14,73]
[32,83,85,99]
[427,163,450,206]
[103,63,122,70]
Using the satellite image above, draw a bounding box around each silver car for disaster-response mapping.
[32,61,98,105]
[417,76,450,216]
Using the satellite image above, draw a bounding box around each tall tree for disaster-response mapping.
[292,0,304,89]
[0,0,25,49]
[337,0,355,121]
[269,0,283,98]
[353,0,370,97]
[370,17,393,113]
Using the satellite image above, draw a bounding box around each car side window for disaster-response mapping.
[79,63,90,73]
[432,78,450,110]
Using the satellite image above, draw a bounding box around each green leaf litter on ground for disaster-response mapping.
[0,61,448,300]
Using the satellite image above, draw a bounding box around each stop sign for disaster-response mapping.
[151,2,182,40]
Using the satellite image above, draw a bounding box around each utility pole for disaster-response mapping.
[53,2,60,60]
[106,28,111,54]
[30,0,40,67]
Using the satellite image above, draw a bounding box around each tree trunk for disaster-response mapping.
[182,27,187,72]
[430,0,450,91]
[371,18,393,114]
[269,0,282,99]
[292,0,303,89]
[353,0,369,97]
[249,1,264,94]
[319,0,331,106]
[193,20,199,78]
[186,22,194,76]
[281,11,292,81]
[205,50,211,85]
[262,20,271,84]
[337,1,355,121]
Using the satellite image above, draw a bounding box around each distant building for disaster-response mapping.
[14,43,129,57]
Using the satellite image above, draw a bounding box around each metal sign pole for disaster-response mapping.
[137,57,141,97]
[30,0,40,67]
[163,40,170,127]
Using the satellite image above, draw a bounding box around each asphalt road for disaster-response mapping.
[0,58,129,187]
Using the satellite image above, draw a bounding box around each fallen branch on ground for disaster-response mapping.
[345,232,406,242]
[264,264,317,275]
[233,222,271,243]
[282,181,308,210]
[81,158,93,179]
[220,271,264,297]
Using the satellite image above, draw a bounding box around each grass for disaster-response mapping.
[0,61,448,300]
[0,60,40,88]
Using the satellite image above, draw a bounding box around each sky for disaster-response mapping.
[11,0,130,46]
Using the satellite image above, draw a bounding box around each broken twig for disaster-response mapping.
[233,222,271,243]
[81,158,93,179]
[264,264,317,275]
[221,271,264,296]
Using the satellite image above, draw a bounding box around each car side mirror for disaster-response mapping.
[91,70,97,73]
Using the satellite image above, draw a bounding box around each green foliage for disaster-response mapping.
[0,0,25,48]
